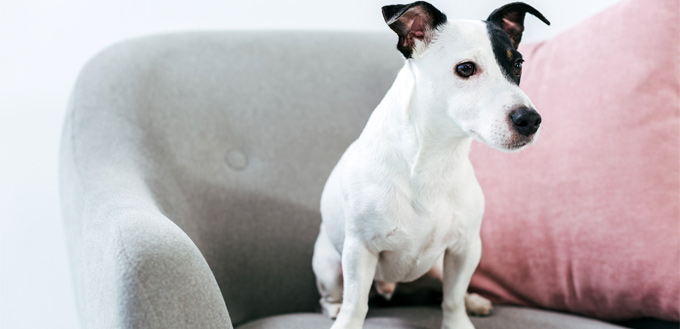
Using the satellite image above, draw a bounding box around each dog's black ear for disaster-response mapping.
[382,1,447,58]
[487,2,550,49]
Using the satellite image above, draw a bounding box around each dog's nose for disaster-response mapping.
[510,107,542,136]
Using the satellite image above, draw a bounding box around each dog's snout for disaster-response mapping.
[510,107,541,136]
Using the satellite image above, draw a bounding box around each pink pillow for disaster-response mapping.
[468,0,679,322]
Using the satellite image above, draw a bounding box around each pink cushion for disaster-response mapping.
[469,0,680,322]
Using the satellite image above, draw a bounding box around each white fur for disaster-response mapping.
[312,20,539,329]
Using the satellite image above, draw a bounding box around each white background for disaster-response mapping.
[0,0,620,328]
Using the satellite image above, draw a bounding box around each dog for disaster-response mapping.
[312,2,550,328]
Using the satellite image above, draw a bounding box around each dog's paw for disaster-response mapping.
[375,281,397,301]
[465,293,493,317]
[320,299,342,319]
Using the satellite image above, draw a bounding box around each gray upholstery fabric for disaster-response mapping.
[237,306,631,329]
[59,31,641,329]
[60,31,402,328]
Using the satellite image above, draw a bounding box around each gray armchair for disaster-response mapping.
[60,31,640,329]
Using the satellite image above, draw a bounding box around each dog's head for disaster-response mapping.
[383,1,550,151]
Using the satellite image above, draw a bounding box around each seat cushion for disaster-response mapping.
[236,306,630,329]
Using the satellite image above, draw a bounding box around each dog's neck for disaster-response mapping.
[362,63,473,184]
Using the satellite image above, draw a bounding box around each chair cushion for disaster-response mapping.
[236,306,630,329]
[468,0,680,322]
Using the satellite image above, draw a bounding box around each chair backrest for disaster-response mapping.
[82,31,403,325]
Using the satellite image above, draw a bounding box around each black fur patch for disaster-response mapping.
[487,3,551,49]
[486,22,523,85]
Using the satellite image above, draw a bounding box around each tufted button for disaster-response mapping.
[225,150,248,170]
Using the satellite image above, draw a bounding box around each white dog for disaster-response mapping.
[312,2,550,328]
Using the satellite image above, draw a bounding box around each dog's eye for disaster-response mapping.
[455,62,476,78]
[514,59,524,76]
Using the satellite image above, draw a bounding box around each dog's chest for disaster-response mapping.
[367,176,484,282]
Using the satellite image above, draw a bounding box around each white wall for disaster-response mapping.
[0,0,620,328]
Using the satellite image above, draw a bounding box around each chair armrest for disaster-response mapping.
[60,164,232,329]
[60,46,233,328]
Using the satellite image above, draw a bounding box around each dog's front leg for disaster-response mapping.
[331,235,378,329]
[441,237,482,329]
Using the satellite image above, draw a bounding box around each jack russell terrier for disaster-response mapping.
[312,2,550,328]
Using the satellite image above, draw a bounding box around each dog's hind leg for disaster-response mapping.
[464,292,493,316]
[312,226,343,319]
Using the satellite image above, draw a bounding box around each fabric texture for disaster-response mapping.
[237,306,630,329]
[468,0,680,322]
[60,36,236,328]
[60,31,405,328]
